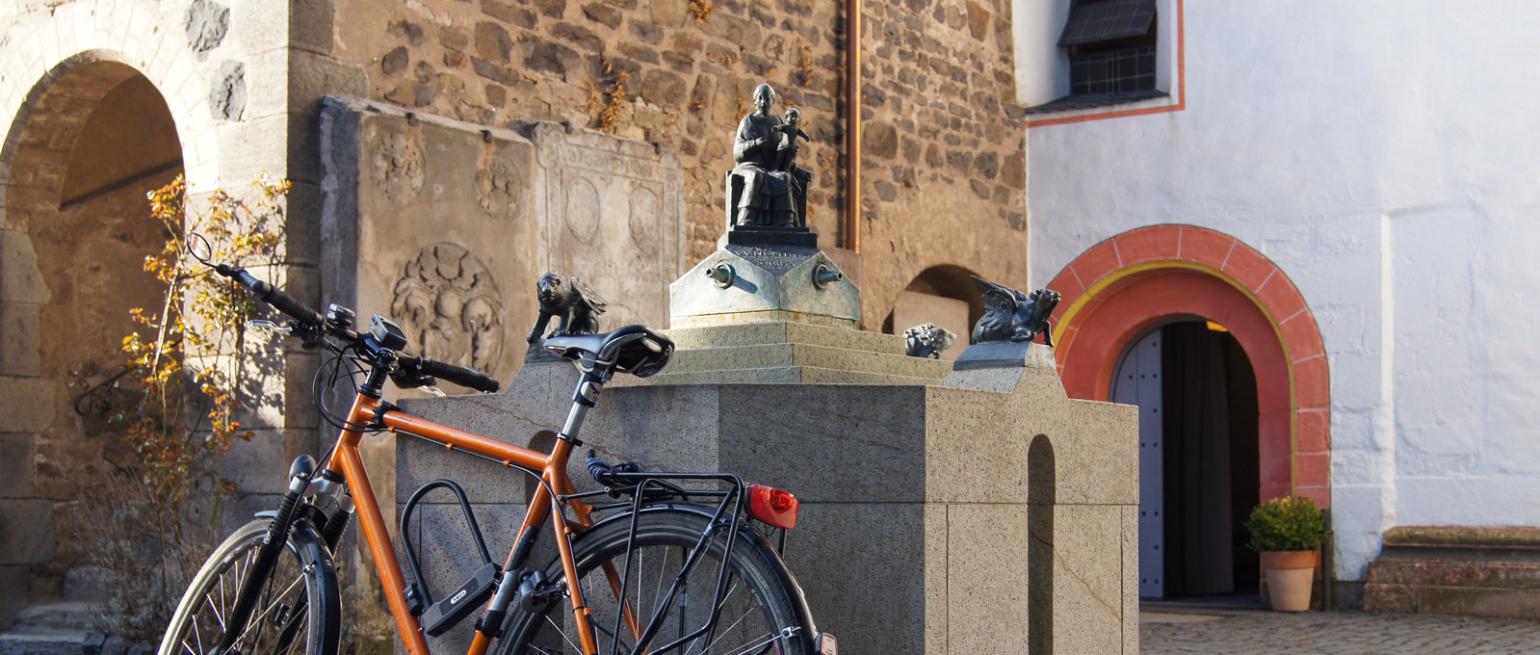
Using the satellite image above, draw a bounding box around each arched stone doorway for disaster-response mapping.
[1046,225,1331,596]
[0,58,182,615]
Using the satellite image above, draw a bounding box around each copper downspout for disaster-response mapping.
[843,0,862,253]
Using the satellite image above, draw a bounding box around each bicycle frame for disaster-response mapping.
[323,387,609,655]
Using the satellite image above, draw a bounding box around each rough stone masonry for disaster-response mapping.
[308,0,1029,327]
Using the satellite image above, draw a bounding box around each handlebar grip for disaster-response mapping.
[404,356,500,393]
[226,267,324,326]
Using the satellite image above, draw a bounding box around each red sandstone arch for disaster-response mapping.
[1046,225,1330,506]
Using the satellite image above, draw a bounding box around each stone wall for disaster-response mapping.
[316,0,1028,327]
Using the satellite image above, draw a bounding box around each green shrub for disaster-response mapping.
[1245,496,1325,552]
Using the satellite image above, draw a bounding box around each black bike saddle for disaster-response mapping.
[542,325,674,378]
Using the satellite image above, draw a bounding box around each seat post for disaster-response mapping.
[558,371,604,443]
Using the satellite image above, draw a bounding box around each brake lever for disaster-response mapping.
[247,319,293,336]
[422,386,447,398]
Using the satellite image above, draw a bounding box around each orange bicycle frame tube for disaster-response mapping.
[322,393,619,655]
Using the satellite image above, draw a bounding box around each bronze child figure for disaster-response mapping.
[526,272,607,343]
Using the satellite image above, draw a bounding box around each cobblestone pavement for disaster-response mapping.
[1142,610,1540,654]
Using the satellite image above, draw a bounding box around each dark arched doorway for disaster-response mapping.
[1112,321,1259,599]
[1,59,182,615]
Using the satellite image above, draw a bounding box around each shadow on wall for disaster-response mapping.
[1028,433,1055,654]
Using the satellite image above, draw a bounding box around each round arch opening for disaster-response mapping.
[1,59,184,599]
[1046,225,1331,509]
[883,265,985,360]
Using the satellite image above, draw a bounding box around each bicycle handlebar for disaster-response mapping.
[398,354,501,394]
[211,261,499,393]
[219,264,327,327]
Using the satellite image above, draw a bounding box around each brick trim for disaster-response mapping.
[1047,224,1331,506]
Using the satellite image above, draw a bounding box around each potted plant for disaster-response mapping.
[1245,495,1325,612]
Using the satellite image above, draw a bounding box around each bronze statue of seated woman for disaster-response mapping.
[725,83,814,245]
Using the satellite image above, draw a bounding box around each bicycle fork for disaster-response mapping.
[210,455,317,655]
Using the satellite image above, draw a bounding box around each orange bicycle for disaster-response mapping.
[155,252,836,655]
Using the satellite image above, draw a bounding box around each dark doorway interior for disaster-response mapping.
[1160,321,1260,597]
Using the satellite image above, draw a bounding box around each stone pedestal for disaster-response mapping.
[397,341,1139,654]
[657,239,961,384]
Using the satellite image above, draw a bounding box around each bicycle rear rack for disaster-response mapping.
[563,454,783,655]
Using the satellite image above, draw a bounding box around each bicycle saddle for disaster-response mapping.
[542,325,674,378]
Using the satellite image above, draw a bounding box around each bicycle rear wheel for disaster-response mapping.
[156,518,340,655]
[498,507,811,655]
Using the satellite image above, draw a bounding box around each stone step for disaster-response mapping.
[13,603,99,632]
[664,321,907,354]
[666,342,950,381]
[62,567,109,603]
[652,365,937,386]
[0,627,93,655]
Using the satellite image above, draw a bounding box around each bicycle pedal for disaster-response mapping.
[422,562,500,637]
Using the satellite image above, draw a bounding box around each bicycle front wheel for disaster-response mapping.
[156,518,340,655]
[498,507,811,655]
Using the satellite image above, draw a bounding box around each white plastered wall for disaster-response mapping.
[1017,0,1540,581]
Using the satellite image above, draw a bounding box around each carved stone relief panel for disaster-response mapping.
[524,121,686,331]
[390,243,505,372]
[322,98,538,380]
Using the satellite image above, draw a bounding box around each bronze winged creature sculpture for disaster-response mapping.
[969,275,1061,347]
[526,272,607,343]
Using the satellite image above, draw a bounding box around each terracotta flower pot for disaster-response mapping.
[1261,550,1318,612]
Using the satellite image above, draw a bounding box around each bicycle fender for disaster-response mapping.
[283,518,344,655]
[581,503,820,652]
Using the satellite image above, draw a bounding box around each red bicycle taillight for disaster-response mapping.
[748,483,800,530]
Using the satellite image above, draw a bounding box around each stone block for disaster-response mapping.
[520,120,686,332]
[0,498,53,564]
[0,565,24,628]
[666,343,948,381]
[1364,525,1540,620]
[949,341,1056,373]
[946,504,1028,652]
[718,385,928,503]
[665,321,905,354]
[650,365,937,386]
[0,230,49,304]
[217,430,292,495]
[1044,403,1138,506]
[0,301,41,376]
[781,502,927,654]
[320,97,539,381]
[1049,504,1124,655]
[922,386,1030,503]
[1122,505,1140,653]
[0,434,35,498]
[0,376,54,433]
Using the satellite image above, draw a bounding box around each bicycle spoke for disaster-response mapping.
[543,613,584,654]
[228,572,305,650]
[203,593,226,630]
[692,605,754,655]
[717,633,777,655]
[684,576,739,655]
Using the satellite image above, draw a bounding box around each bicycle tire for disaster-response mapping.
[156,517,341,655]
[497,506,812,655]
